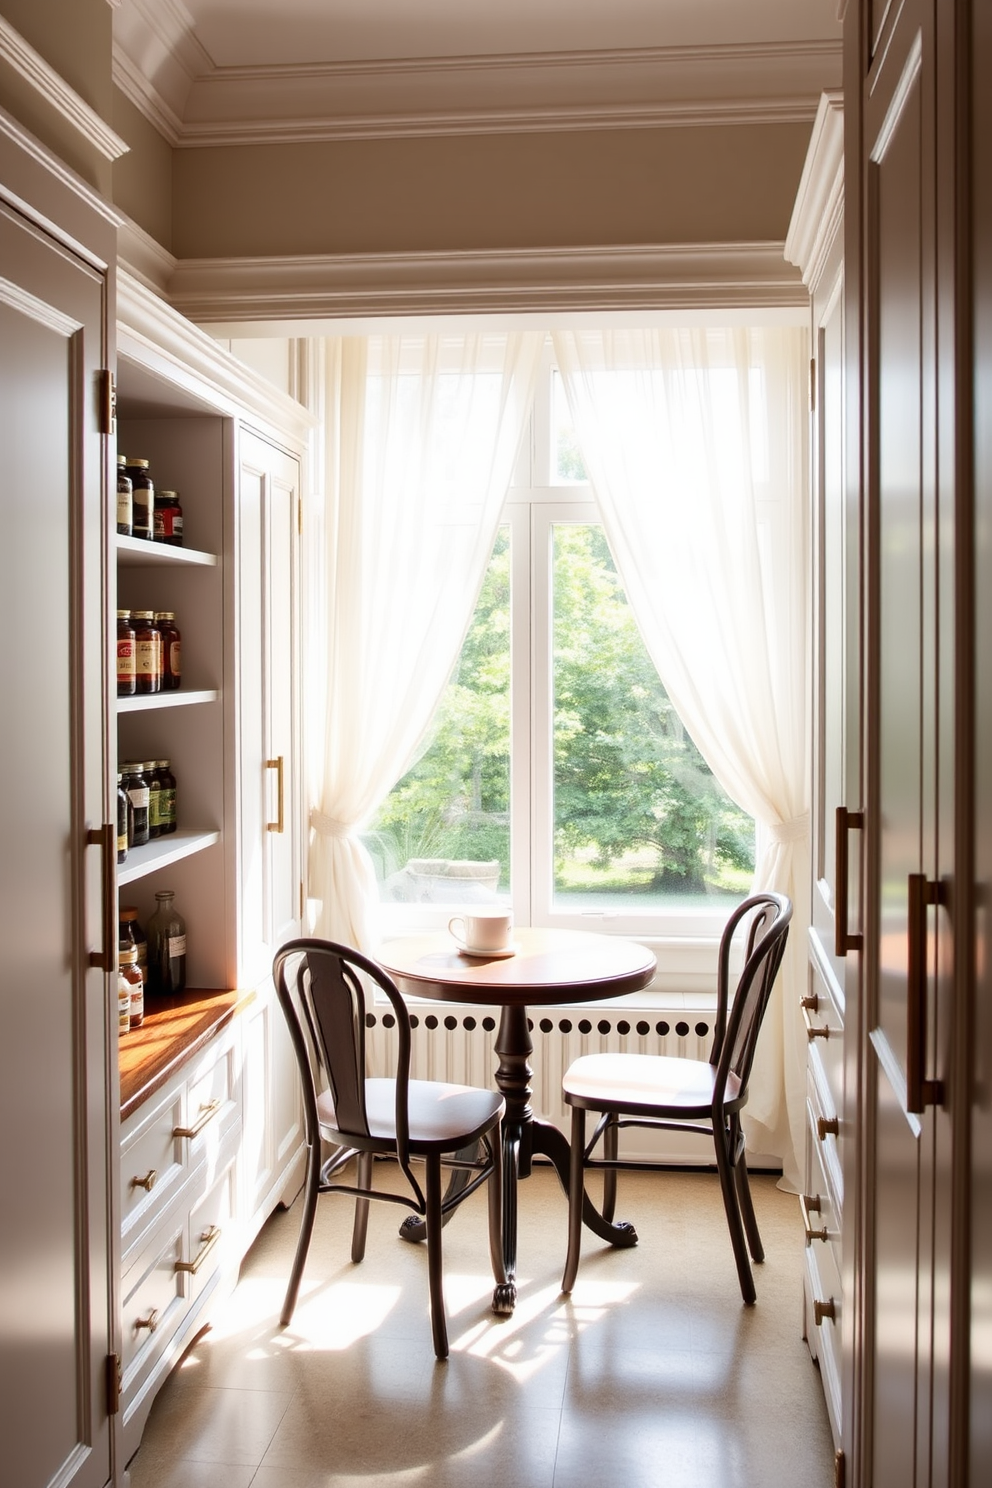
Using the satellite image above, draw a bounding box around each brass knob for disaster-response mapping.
[814,1298,836,1326]
[131,1169,157,1192]
[801,994,819,1011]
[817,1115,839,1141]
[134,1309,159,1333]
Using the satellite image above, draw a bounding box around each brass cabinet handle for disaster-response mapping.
[803,1005,831,1041]
[176,1224,222,1275]
[86,823,116,972]
[814,1298,837,1326]
[907,873,946,1114]
[173,1099,222,1140]
[800,1193,829,1244]
[130,1169,157,1192]
[835,807,864,956]
[817,1115,839,1142]
[134,1309,159,1333]
[801,993,819,1011]
[266,756,284,833]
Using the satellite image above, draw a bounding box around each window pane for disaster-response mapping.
[552,524,754,911]
[552,370,587,482]
[364,528,512,906]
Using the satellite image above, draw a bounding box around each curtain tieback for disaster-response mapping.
[310,809,352,840]
[766,812,810,846]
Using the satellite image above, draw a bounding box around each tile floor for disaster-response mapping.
[126,1163,835,1488]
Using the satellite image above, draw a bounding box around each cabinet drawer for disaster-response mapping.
[807,1064,843,1213]
[121,1217,187,1386]
[804,954,844,1123]
[181,1027,239,1158]
[185,1154,239,1304]
[120,1082,185,1255]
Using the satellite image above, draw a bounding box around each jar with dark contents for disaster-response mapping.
[117,456,133,536]
[153,490,183,546]
[116,610,136,697]
[132,611,161,694]
[122,762,149,848]
[155,612,182,690]
[126,459,154,540]
[145,760,163,839]
[119,907,148,1001]
[118,943,142,1033]
[117,772,129,864]
[146,889,187,996]
[156,759,177,834]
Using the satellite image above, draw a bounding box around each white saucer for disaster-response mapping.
[455,943,519,959]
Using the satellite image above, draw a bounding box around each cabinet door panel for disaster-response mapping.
[0,202,112,1488]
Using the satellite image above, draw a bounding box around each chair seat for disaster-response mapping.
[562,1052,743,1119]
[318,1078,504,1152]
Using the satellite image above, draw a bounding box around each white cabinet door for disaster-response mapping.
[237,427,304,987]
[0,201,115,1487]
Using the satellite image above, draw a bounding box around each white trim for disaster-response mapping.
[0,103,122,254]
[0,275,81,336]
[118,211,178,297]
[0,16,130,162]
[169,243,807,323]
[112,43,184,147]
[784,90,845,287]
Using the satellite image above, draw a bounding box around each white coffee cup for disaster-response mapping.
[448,907,513,955]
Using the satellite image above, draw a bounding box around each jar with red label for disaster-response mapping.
[132,611,161,694]
[154,612,182,690]
[116,610,136,696]
[153,490,183,546]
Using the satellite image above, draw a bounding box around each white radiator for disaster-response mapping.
[365,1001,718,1165]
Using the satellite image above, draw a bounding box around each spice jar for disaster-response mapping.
[153,490,183,546]
[132,611,161,694]
[122,762,149,847]
[117,456,133,537]
[126,459,154,540]
[145,760,163,839]
[116,610,136,697]
[119,907,148,998]
[117,772,129,864]
[155,759,177,835]
[118,942,144,1029]
[154,612,182,690]
[146,889,187,996]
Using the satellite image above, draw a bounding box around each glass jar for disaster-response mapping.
[119,907,148,997]
[154,612,182,690]
[146,889,187,996]
[117,456,133,537]
[118,943,142,1034]
[116,610,136,697]
[145,760,163,839]
[155,759,177,835]
[132,611,161,694]
[122,762,149,848]
[126,458,154,540]
[116,772,129,864]
[153,490,183,546]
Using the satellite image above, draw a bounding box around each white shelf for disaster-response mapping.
[117,829,221,885]
[117,535,217,568]
[118,689,219,713]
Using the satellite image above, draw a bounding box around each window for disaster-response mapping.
[363,347,754,939]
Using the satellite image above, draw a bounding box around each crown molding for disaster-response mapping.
[0,103,121,270]
[112,0,212,142]
[784,89,844,286]
[114,33,841,146]
[118,211,178,296]
[165,242,806,322]
[0,16,130,161]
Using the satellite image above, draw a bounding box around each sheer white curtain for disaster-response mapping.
[552,326,810,1189]
[309,331,542,953]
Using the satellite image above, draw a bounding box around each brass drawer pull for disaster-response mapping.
[803,1005,831,1041]
[266,756,285,833]
[814,1298,836,1326]
[173,1099,222,1140]
[131,1169,158,1192]
[134,1309,159,1333]
[176,1224,222,1276]
[800,1193,829,1244]
[817,1115,839,1142]
[801,993,819,1011]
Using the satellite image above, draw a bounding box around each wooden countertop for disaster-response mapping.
[119,986,255,1121]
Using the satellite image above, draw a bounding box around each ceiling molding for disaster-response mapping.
[113,30,841,145]
[0,16,130,161]
[165,242,807,322]
[784,89,844,286]
[118,211,178,296]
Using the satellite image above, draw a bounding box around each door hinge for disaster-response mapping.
[809,356,817,413]
[834,1448,846,1488]
[99,369,117,436]
[106,1352,122,1415]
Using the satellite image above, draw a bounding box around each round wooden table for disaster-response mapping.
[378,926,657,1310]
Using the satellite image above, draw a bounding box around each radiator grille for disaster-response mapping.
[365,1004,717,1165]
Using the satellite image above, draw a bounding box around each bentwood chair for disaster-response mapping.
[273,937,510,1358]
[560,892,792,1305]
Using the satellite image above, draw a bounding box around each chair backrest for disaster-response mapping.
[272,937,414,1162]
[710,893,792,1104]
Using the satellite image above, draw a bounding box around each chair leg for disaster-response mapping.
[351,1150,373,1263]
[281,1137,321,1326]
[713,1121,756,1305]
[425,1153,449,1360]
[734,1151,764,1264]
[486,1130,514,1314]
[602,1113,619,1223]
[561,1106,587,1294]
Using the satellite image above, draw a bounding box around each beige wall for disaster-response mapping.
[0,0,113,191]
[112,86,174,252]
[172,122,810,260]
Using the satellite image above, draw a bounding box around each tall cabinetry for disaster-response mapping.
[785,90,851,1462]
